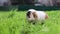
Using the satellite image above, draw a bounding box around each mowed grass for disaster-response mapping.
[0,10,60,34]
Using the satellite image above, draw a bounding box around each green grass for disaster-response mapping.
[0,10,60,34]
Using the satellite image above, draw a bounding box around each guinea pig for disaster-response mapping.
[26,9,48,24]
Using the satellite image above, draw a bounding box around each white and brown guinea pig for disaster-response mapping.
[26,9,48,24]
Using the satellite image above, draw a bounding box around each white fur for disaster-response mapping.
[27,9,48,22]
[35,11,46,20]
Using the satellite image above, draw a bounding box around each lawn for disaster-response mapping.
[0,10,60,34]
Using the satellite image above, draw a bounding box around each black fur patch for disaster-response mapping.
[26,11,31,18]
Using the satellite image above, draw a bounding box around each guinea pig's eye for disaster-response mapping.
[26,11,31,18]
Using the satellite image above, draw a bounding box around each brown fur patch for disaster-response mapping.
[32,12,37,18]
[45,15,48,19]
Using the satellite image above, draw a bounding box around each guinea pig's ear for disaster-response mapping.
[32,12,37,18]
